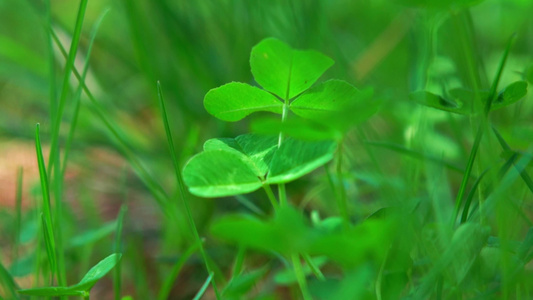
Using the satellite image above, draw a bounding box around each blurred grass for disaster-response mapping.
[0,0,533,299]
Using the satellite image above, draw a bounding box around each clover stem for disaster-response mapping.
[277,97,290,206]
[278,184,288,207]
[263,184,279,210]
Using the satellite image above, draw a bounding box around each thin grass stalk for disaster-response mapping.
[157,82,221,299]
[35,124,58,284]
[114,205,127,300]
[452,34,517,226]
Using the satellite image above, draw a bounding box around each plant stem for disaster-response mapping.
[263,184,279,209]
[336,136,349,227]
[291,253,312,300]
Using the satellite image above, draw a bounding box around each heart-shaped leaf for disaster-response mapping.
[204,82,283,122]
[290,80,378,131]
[250,38,334,100]
[492,81,528,110]
[267,138,336,184]
[183,150,263,198]
[18,253,121,296]
[203,134,278,176]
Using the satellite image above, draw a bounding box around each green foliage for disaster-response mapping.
[411,80,528,114]
[211,206,392,267]
[18,253,122,297]
[2,1,533,299]
[250,38,334,100]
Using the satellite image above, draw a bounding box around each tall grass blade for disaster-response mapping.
[47,0,89,175]
[460,169,488,224]
[114,205,127,300]
[14,167,23,259]
[453,34,517,226]
[61,9,110,179]
[493,127,533,194]
[35,123,58,282]
[366,141,464,173]
[49,30,170,212]
[157,82,221,299]
[0,261,19,300]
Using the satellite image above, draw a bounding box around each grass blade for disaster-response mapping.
[0,261,19,300]
[460,169,488,224]
[157,82,221,299]
[61,8,110,179]
[49,30,170,213]
[493,127,533,194]
[114,205,128,300]
[453,34,517,226]
[47,0,89,175]
[14,167,23,260]
[366,141,465,173]
[35,123,58,282]
[192,273,214,300]
[157,241,201,300]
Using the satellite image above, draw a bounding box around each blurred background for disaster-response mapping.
[1,0,533,298]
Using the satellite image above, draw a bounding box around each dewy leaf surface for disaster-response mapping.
[250,38,334,100]
[267,138,336,184]
[290,80,377,131]
[204,82,283,122]
[183,150,263,197]
[203,134,278,176]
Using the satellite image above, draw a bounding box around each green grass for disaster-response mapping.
[1,0,533,299]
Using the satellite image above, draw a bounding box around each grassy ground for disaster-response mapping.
[1,0,533,299]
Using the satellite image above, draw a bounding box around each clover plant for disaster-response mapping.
[183,38,379,200]
[180,38,383,300]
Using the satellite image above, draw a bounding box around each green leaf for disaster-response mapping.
[250,116,338,141]
[223,265,270,298]
[274,257,327,285]
[410,90,470,115]
[492,81,528,110]
[183,150,263,197]
[290,80,377,131]
[18,286,86,297]
[211,206,392,267]
[211,206,310,255]
[74,253,122,291]
[250,38,334,100]
[204,134,278,176]
[204,82,283,121]
[267,138,336,184]
[18,253,121,296]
